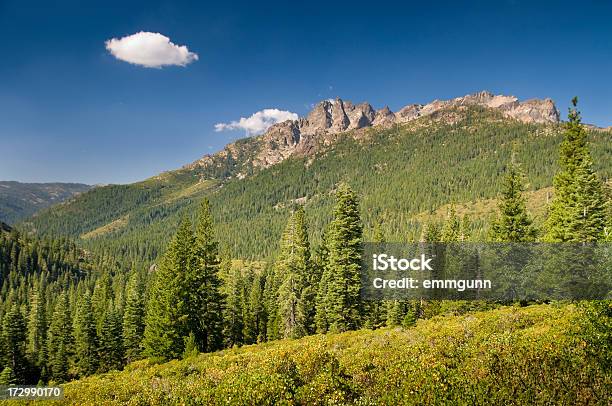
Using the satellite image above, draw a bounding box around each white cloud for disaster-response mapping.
[215,109,298,136]
[105,31,198,68]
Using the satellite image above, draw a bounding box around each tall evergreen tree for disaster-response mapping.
[189,199,225,352]
[46,293,72,382]
[315,184,363,333]
[223,266,245,347]
[1,304,27,383]
[143,217,194,360]
[441,206,461,243]
[98,304,124,372]
[544,97,609,242]
[0,367,16,385]
[245,273,266,343]
[490,161,536,242]
[73,291,98,377]
[26,279,46,369]
[92,271,114,333]
[122,271,145,363]
[276,207,311,339]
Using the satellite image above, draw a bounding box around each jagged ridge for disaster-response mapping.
[188,91,559,173]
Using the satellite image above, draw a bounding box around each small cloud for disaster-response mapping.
[105,31,198,68]
[215,109,298,136]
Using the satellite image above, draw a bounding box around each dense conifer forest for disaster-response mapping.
[0,102,609,405]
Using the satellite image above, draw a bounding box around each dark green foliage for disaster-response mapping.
[1,104,610,392]
[74,291,98,377]
[24,109,612,266]
[490,161,537,242]
[46,293,72,382]
[143,218,194,360]
[26,279,46,368]
[1,304,27,383]
[98,306,124,372]
[122,271,145,363]
[275,207,312,339]
[545,98,609,242]
[224,265,245,347]
[316,184,363,333]
[189,199,225,352]
[0,366,16,385]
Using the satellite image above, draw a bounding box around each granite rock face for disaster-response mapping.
[189,91,561,173]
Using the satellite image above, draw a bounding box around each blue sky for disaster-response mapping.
[1,0,611,184]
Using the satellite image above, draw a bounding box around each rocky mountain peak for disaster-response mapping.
[301,98,377,134]
[190,91,561,174]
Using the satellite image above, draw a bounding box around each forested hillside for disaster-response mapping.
[0,182,91,225]
[22,107,612,268]
[0,98,609,406]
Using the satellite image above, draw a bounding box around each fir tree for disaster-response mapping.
[244,273,266,344]
[98,305,124,372]
[46,293,72,382]
[441,206,461,243]
[26,280,46,369]
[223,266,245,347]
[92,271,114,333]
[122,271,145,363]
[0,367,16,385]
[490,161,536,242]
[544,97,609,242]
[1,304,27,383]
[189,199,225,352]
[276,207,311,339]
[73,291,98,377]
[316,184,363,333]
[143,217,194,360]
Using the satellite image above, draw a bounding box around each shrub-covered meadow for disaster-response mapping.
[26,304,609,405]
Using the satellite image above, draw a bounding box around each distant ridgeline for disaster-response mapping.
[0,181,91,224]
[20,92,611,269]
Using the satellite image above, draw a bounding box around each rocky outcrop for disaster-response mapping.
[189,91,561,174]
[300,98,378,135]
[393,91,559,124]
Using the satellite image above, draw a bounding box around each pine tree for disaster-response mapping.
[46,293,72,382]
[276,207,311,339]
[1,304,27,383]
[26,280,46,369]
[189,199,225,352]
[364,223,385,330]
[316,184,363,333]
[421,222,442,243]
[92,270,114,333]
[244,273,265,344]
[490,161,536,242]
[223,266,245,347]
[386,301,404,326]
[73,291,98,377]
[544,97,609,242]
[122,271,145,363]
[143,217,194,360]
[0,367,16,385]
[98,305,124,372]
[441,206,461,243]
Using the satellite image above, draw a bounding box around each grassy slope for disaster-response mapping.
[43,305,608,405]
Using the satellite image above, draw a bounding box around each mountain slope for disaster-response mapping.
[21,92,612,265]
[0,181,91,224]
[56,305,608,405]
